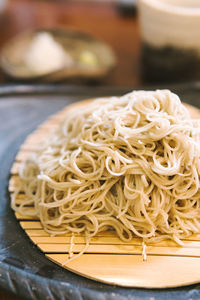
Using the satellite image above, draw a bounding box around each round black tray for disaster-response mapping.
[1,83,200,300]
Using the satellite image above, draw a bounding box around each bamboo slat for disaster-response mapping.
[46,254,200,288]
[15,212,38,220]
[20,221,43,229]
[37,243,200,257]
[9,100,200,288]
[9,176,21,192]
[28,235,200,247]
[10,162,21,174]
[15,150,37,161]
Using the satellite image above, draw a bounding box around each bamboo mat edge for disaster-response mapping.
[8,100,200,288]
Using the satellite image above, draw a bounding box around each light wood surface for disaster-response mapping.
[9,99,200,288]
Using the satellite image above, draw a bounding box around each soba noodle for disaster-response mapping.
[11,90,200,258]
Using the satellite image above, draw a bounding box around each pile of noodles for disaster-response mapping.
[12,90,200,251]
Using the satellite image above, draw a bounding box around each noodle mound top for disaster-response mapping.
[12,90,200,244]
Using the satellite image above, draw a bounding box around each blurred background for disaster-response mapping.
[0,0,140,87]
[1,0,200,87]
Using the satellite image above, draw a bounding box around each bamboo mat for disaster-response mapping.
[9,100,200,288]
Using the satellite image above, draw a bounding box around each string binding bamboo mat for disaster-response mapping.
[9,99,200,288]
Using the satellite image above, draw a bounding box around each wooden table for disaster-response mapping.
[0,1,139,299]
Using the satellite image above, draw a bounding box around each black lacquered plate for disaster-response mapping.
[1,83,200,300]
